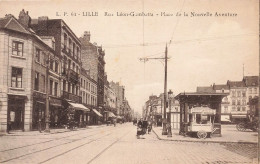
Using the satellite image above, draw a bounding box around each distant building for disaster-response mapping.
[79,32,105,109]
[80,68,98,125]
[110,81,125,116]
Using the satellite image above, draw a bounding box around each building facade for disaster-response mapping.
[0,11,61,132]
[79,31,105,111]
[80,68,98,125]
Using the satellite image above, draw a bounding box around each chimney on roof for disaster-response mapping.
[83,31,91,42]
[18,9,31,28]
[38,16,48,35]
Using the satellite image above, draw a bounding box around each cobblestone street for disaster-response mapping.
[0,123,258,164]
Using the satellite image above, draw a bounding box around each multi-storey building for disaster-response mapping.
[243,76,259,102]
[110,81,125,116]
[79,31,105,111]
[212,84,230,122]
[31,15,82,105]
[227,80,247,122]
[0,10,61,132]
[80,68,99,125]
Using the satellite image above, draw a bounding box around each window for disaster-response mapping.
[77,47,79,60]
[237,107,241,111]
[34,72,39,91]
[237,100,240,105]
[232,100,236,105]
[55,61,59,73]
[73,43,75,57]
[42,52,46,65]
[11,67,22,88]
[54,82,58,96]
[64,33,67,49]
[72,63,75,71]
[232,107,236,111]
[63,80,66,92]
[242,91,246,97]
[242,107,246,111]
[237,91,241,97]
[249,88,252,94]
[232,91,236,97]
[50,60,54,70]
[69,38,72,54]
[68,82,71,92]
[254,88,257,94]
[242,100,246,105]
[68,60,71,69]
[224,106,228,113]
[35,48,41,62]
[12,41,23,56]
[41,75,45,92]
[49,80,53,95]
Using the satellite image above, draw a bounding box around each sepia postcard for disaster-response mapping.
[0,0,259,163]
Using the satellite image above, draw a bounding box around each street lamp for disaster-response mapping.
[167,89,173,137]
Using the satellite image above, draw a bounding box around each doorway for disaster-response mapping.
[8,97,25,131]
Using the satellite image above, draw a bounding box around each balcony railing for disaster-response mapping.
[62,91,82,103]
[68,69,79,84]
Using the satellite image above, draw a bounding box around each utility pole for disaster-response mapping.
[45,54,50,133]
[162,44,168,135]
[140,44,169,135]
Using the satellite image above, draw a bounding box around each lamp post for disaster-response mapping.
[167,89,173,137]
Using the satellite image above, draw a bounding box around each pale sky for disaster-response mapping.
[0,0,259,114]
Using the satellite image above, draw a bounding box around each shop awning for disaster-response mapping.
[105,111,116,118]
[92,109,103,117]
[116,115,122,119]
[68,102,90,112]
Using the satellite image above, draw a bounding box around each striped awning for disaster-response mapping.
[68,102,90,112]
[92,109,103,117]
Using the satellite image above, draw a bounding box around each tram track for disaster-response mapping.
[86,127,132,164]
[0,126,124,163]
[0,126,114,152]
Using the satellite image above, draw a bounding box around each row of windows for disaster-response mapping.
[231,91,246,97]
[35,48,59,74]
[34,72,59,96]
[231,99,247,105]
[63,80,79,96]
[80,78,97,94]
[248,88,258,94]
[63,33,80,60]
[81,91,97,106]
[63,57,79,74]
[232,106,246,112]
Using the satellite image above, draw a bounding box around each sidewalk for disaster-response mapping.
[153,125,258,144]
[0,124,107,136]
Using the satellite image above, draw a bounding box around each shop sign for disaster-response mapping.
[33,92,46,100]
[49,97,62,107]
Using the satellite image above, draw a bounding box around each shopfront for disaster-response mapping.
[32,92,46,130]
[7,95,26,131]
[49,97,63,128]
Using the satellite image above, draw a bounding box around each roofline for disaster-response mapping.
[175,92,229,99]
[60,19,81,45]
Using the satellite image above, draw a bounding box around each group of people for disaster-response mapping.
[136,118,153,138]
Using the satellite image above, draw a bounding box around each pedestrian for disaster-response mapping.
[38,117,42,133]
